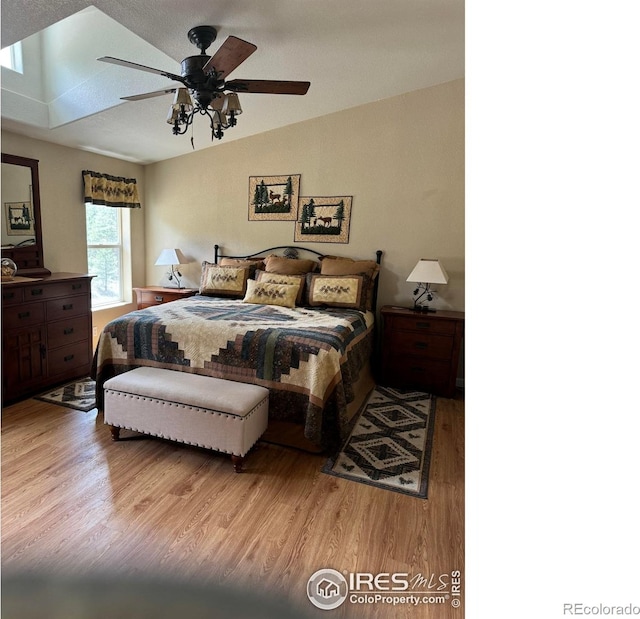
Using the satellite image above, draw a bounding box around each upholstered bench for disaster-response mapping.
[103,367,269,472]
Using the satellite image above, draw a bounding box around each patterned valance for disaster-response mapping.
[82,170,141,208]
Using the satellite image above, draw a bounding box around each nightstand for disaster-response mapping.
[380,306,464,398]
[133,286,199,310]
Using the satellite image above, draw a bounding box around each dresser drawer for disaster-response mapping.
[390,330,454,360]
[391,314,457,336]
[46,295,90,322]
[24,279,90,301]
[2,286,24,306]
[2,302,45,329]
[47,316,90,349]
[47,341,91,375]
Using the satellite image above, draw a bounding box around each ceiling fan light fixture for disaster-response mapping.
[102,27,309,146]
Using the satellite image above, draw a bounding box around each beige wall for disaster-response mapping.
[0,131,147,340]
[144,79,464,312]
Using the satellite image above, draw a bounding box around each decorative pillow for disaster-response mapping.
[219,257,265,278]
[255,270,305,305]
[264,254,318,276]
[320,257,380,310]
[242,279,298,308]
[199,262,249,297]
[306,274,368,311]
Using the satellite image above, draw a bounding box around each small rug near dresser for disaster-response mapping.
[322,386,436,499]
[35,378,96,412]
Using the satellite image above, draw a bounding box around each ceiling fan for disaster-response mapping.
[98,25,310,142]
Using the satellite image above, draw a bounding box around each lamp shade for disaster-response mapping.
[155,248,188,266]
[406,259,449,284]
[222,92,242,116]
[171,88,193,111]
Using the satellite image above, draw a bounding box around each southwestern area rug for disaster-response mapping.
[322,386,436,499]
[35,378,97,412]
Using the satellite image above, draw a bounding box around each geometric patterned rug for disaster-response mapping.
[34,378,97,412]
[322,386,436,499]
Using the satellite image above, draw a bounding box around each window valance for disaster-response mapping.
[82,170,141,208]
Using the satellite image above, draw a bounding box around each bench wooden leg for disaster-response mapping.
[110,426,121,441]
[231,455,244,473]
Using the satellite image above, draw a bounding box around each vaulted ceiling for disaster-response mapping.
[1,1,464,164]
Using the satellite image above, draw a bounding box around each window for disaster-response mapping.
[86,203,128,308]
[1,42,24,73]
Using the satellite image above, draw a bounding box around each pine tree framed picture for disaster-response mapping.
[248,174,300,221]
[294,196,352,243]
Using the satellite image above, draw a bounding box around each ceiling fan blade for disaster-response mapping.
[98,56,185,84]
[121,87,181,101]
[225,79,310,95]
[202,36,257,77]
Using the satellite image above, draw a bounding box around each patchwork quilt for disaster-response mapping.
[92,295,374,449]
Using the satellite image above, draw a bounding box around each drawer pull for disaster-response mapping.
[63,327,75,335]
[416,322,431,329]
[62,303,73,311]
[18,311,31,319]
[414,342,428,349]
[41,344,46,359]
[30,288,43,296]
[410,366,423,372]
[154,295,164,302]
[4,292,15,300]
[72,283,82,290]
[64,354,75,362]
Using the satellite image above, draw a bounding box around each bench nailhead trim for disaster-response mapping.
[104,390,267,422]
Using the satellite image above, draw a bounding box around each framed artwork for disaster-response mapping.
[294,196,352,244]
[248,174,301,221]
[4,201,35,236]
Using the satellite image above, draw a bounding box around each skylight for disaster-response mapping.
[0,42,23,73]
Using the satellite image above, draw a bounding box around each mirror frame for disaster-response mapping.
[1,153,50,276]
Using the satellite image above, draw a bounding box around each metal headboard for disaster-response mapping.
[214,244,383,312]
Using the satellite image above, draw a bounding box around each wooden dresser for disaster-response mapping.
[133,286,199,310]
[2,273,94,403]
[380,305,464,398]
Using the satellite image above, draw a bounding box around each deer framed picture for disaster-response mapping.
[248,174,301,221]
[294,196,352,244]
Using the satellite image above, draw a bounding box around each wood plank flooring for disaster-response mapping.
[1,392,464,618]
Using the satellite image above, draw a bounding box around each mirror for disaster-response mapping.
[1,153,49,276]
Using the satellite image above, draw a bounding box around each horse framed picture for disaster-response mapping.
[4,201,35,236]
[294,196,352,244]
[248,174,301,221]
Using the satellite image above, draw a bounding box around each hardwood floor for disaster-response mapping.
[1,392,464,618]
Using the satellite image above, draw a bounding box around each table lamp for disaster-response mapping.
[155,248,188,288]
[406,258,449,312]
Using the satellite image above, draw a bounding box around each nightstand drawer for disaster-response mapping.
[384,358,450,391]
[138,290,177,306]
[133,287,198,310]
[391,330,453,360]
[392,315,457,336]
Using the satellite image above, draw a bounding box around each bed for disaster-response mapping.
[92,245,383,451]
